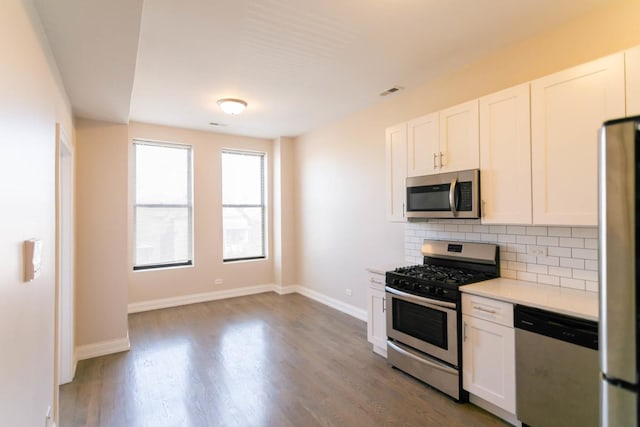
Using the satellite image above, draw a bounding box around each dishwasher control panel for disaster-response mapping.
[514,305,598,350]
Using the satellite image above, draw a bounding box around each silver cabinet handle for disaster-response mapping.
[370,277,383,285]
[382,298,386,313]
[473,305,497,314]
[433,152,438,170]
[463,321,467,342]
[439,152,444,168]
[449,177,458,217]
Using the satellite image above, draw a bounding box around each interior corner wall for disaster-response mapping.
[273,137,296,286]
[0,1,73,425]
[293,0,640,312]
[75,119,129,348]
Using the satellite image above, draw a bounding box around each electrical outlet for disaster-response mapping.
[527,245,547,257]
[214,278,223,285]
[345,288,352,296]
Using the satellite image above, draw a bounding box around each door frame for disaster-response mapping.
[56,123,75,385]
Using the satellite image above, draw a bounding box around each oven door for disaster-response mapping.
[386,287,458,367]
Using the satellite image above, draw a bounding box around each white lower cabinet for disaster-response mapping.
[367,273,387,357]
[462,294,517,424]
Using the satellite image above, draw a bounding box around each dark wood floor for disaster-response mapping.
[60,292,508,427]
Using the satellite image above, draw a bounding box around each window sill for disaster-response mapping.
[223,256,267,264]
[133,261,193,272]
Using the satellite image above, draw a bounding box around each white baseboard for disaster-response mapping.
[128,284,274,313]
[76,333,130,361]
[294,285,367,321]
[128,284,366,321]
[273,284,298,295]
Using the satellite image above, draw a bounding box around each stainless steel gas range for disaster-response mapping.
[385,239,499,401]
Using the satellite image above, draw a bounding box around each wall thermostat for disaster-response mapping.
[24,239,42,282]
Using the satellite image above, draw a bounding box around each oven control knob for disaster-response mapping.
[429,287,436,294]
[436,288,444,296]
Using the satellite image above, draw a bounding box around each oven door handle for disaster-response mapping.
[385,286,456,310]
[388,341,458,376]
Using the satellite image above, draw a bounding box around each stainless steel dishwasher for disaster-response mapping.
[514,305,599,427]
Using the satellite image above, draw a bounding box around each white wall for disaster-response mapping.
[293,0,640,311]
[273,137,296,287]
[294,115,406,310]
[127,122,275,304]
[0,0,73,425]
[75,119,129,351]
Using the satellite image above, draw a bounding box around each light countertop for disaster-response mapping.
[461,278,598,321]
[366,264,408,276]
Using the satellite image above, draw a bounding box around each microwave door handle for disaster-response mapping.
[449,177,458,217]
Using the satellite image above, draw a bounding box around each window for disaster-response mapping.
[221,150,266,261]
[133,141,193,270]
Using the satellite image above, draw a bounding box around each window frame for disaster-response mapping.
[132,139,194,271]
[221,149,267,263]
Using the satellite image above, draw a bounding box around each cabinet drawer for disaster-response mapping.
[368,274,385,289]
[462,294,513,327]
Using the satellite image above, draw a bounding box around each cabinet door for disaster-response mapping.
[407,112,439,177]
[367,284,387,355]
[385,123,407,222]
[439,100,479,173]
[462,314,516,414]
[531,53,625,225]
[626,45,640,116]
[480,84,532,224]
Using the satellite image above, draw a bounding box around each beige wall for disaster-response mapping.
[127,122,274,303]
[273,137,296,287]
[75,119,129,346]
[0,0,73,425]
[293,0,640,310]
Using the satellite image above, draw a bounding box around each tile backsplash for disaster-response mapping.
[405,220,599,293]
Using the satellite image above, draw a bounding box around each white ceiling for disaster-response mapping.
[35,0,610,139]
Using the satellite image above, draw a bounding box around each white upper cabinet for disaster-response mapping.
[531,53,625,225]
[626,46,640,116]
[480,84,532,224]
[407,112,439,177]
[385,123,407,222]
[439,100,480,173]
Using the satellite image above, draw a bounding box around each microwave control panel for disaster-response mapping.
[458,182,472,211]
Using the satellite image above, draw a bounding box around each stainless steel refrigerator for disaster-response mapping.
[599,115,640,427]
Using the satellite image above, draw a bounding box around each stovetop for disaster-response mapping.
[385,240,499,303]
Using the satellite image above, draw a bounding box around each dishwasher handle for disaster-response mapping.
[514,304,598,351]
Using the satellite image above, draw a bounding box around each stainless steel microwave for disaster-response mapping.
[406,169,480,219]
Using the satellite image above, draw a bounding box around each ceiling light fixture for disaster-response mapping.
[217,98,247,115]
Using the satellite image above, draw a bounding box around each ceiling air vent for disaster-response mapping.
[379,86,403,97]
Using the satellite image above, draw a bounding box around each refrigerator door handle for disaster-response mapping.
[599,120,637,384]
